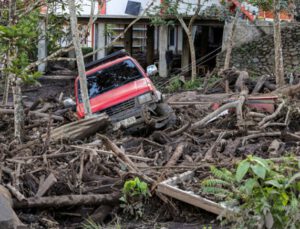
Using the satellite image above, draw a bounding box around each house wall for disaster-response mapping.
[54,0,221,16]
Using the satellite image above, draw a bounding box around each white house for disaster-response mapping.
[39,0,225,76]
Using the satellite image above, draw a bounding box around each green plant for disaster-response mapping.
[82,217,101,229]
[166,76,183,93]
[120,177,151,219]
[183,79,201,90]
[201,156,300,229]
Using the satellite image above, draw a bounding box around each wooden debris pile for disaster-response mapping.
[1,87,300,227]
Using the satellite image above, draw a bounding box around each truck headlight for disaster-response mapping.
[138,93,152,104]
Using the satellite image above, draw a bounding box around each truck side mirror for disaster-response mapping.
[146,65,158,76]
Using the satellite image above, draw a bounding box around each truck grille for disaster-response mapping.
[104,98,136,116]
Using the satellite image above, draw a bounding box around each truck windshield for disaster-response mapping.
[78,59,143,102]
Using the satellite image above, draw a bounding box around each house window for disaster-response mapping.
[169,27,175,46]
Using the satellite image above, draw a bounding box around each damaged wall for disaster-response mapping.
[217,24,300,75]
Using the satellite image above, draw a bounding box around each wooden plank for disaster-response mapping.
[157,171,227,215]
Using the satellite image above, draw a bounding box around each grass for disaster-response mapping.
[165,75,220,93]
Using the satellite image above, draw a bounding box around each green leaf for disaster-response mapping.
[265,180,283,188]
[251,164,266,179]
[280,192,289,206]
[244,178,257,194]
[252,156,269,170]
[286,172,300,188]
[236,160,250,182]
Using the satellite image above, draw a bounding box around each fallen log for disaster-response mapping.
[271,83,300,97]
[0,108,64,121]
[14,192,120,209]
[49,114,110,141]
[191,92,247,130]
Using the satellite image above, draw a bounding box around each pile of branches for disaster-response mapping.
[1,79,300,227]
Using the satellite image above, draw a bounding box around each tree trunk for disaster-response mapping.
[188,33,197,82]
[178,18,197,82]
[224,10,239,92]
[68,0,92,117]
[2,57,9,105]
[8,0,24,143]
[273,0,285,87]
[12,78,24,143]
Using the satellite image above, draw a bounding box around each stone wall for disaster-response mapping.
[222,20,274,51]
[217,25,300,75]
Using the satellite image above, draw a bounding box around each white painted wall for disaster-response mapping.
[106,0,221,16]
[53,0,221,16]
[106,0,155,15]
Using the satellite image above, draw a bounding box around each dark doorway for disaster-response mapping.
[194,25,223,73]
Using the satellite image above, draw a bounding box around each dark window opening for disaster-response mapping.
[169,27,175,46]
[78,59,143,102]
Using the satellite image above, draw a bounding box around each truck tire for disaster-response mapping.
[154,103,176,128]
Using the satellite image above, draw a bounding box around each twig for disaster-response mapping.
[242,132,281,146]
[258,100,285,127]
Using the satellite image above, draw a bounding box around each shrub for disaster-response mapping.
[201,156,300,229]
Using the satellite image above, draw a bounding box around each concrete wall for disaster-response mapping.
[217,25,300,74]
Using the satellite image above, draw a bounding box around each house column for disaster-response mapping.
[181,29,190,72]
[146,25,155,66]
[38,18,47,73]
[124,25,133,55]
[159,25,168,78]
[95,23,106,60]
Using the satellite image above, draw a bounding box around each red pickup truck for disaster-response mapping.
[75,50,175,132]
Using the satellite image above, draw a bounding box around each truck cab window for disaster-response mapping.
[78,59,143,102]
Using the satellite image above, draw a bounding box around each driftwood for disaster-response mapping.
[98,134,137,171]
[165,143,186,167]
[49,114,110,141]
[252,75,268,94]
[0,108,64,121]
[235,71,249,92]
[168,122,191,137]
[98,134,154,184]
[242,132,281,145]
[272,83,300,97]
[6,184,25,201]
[258,100,285,127]
[14,192,120,209]
[191,92,247,130]
[35,173,57,197]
